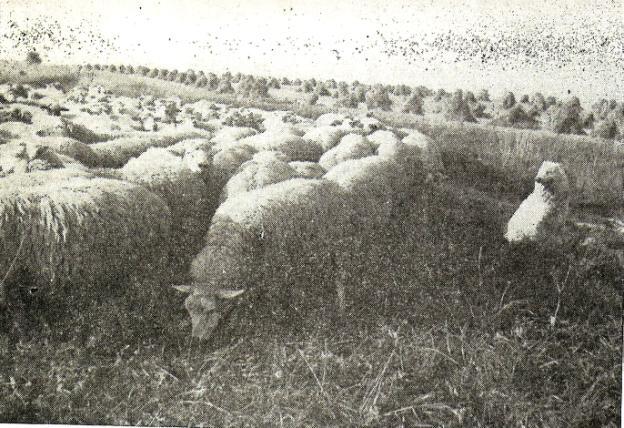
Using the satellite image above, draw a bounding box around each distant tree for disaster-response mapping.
[402,93,424,114]
[502,92,516,109]
[25,51,42,65]
[477,89,490,102]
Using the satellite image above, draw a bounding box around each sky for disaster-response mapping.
[0,0,621,102]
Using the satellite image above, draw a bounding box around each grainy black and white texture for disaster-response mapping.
[0,1,621,426]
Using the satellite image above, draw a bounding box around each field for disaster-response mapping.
[0,63,621,427]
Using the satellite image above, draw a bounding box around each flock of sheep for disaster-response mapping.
[0,80,610,341]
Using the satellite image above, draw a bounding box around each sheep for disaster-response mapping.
[505,161,570,242]
[401,131,444,174]
[220,151,299,200]
[302,125,351,152]
[210,143,257,186]
[366,130,401,149]
[238,131,323,162]
[0,169,172,331]
[175,178,350,339]
[318,133,375,170]
[90,129,212,168]
[288,161,326,179]
[211,126,257,147]
[315,112,351,127]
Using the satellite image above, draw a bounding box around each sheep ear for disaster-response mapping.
[172,285,194,293]
[215,289,245,299]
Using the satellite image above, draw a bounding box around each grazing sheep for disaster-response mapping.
[90,129,212,168]
[302,125,351,152]
[324,155,399,228]
[175,178,349,339]
[318,133,375,170]
[401,131,444,173]
[117,147,215,273]
[288,161,326,179]
[0,169,172,313]
[220,151,299,200]
[238,131,323,162]
[505,161,570,242]
[315,113,350,127]
[211,126,257,147]
[210,143,257,185]
[366,130,401,149]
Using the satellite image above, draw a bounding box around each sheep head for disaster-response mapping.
[534,161,569,198]
[173,285,245,339]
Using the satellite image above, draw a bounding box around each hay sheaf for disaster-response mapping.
[318,133,376,170]
[0,169,172,290]
[238,131,323,162]
[90,129,213,168]
[221,151,299,201]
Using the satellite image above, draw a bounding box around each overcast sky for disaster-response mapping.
[0,0,621,101]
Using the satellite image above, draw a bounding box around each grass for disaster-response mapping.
[375,111,624,213]
[0,175,620,426]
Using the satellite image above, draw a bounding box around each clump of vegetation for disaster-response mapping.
[491,104,540,129]
[25,51,42,66]
[444,90,476,122]
[0,107,33,124]
[402,93,424,115]
[502,91,516,109]
[221,111,265,132]
[547,97,585,135]
[365,85,393,111]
